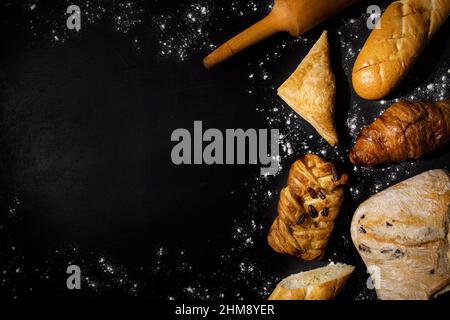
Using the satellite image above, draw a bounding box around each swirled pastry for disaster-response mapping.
[268,154,348,260]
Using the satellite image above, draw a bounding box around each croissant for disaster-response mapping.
[350,100,450,166]
[268,154,348,260]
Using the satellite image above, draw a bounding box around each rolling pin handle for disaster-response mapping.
[203,13,281,69]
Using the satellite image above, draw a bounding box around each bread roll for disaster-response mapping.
[350,100,450,166]
[352,0,450,100]
[269,263,354,300]
[350,169,450,300]
[268,154,348,260]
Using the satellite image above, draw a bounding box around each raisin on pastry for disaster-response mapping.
[268,154,348,260]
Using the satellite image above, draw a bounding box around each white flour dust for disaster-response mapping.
[3,0,448,301]
[22,0,144,44]
[154,2,214,61]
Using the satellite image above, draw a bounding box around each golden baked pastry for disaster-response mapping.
[277,31,338,146]
[268,154,348,260]
[350,100,450,166]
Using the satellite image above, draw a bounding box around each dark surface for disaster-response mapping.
[0,0,448,301]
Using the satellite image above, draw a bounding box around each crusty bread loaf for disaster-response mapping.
[352,0,450,100]
[350,169,450,300]
[350,100,450,166]
[268,154,348,260]
[268,263,354,300]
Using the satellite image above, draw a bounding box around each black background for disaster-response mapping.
[0,0,448,301]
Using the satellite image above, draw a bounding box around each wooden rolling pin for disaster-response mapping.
[203,0,359,69]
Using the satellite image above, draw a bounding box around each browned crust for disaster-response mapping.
[267,154,348,260]
[350,169,450,299]
[268,265,354,300]
[352,0,450,100]
[350,100,450,166]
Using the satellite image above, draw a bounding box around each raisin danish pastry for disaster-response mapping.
[268,154,348,260]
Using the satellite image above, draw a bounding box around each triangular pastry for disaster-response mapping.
[277,31,338,146]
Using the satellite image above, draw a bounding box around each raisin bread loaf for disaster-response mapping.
[350,169,450,299]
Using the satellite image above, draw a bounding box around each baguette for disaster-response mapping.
[350,100,450,166]
[350,169,450,300]
[352,0,450,100]
[269,263,354,300]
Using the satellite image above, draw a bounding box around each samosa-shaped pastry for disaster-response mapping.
[277,31,338,146]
